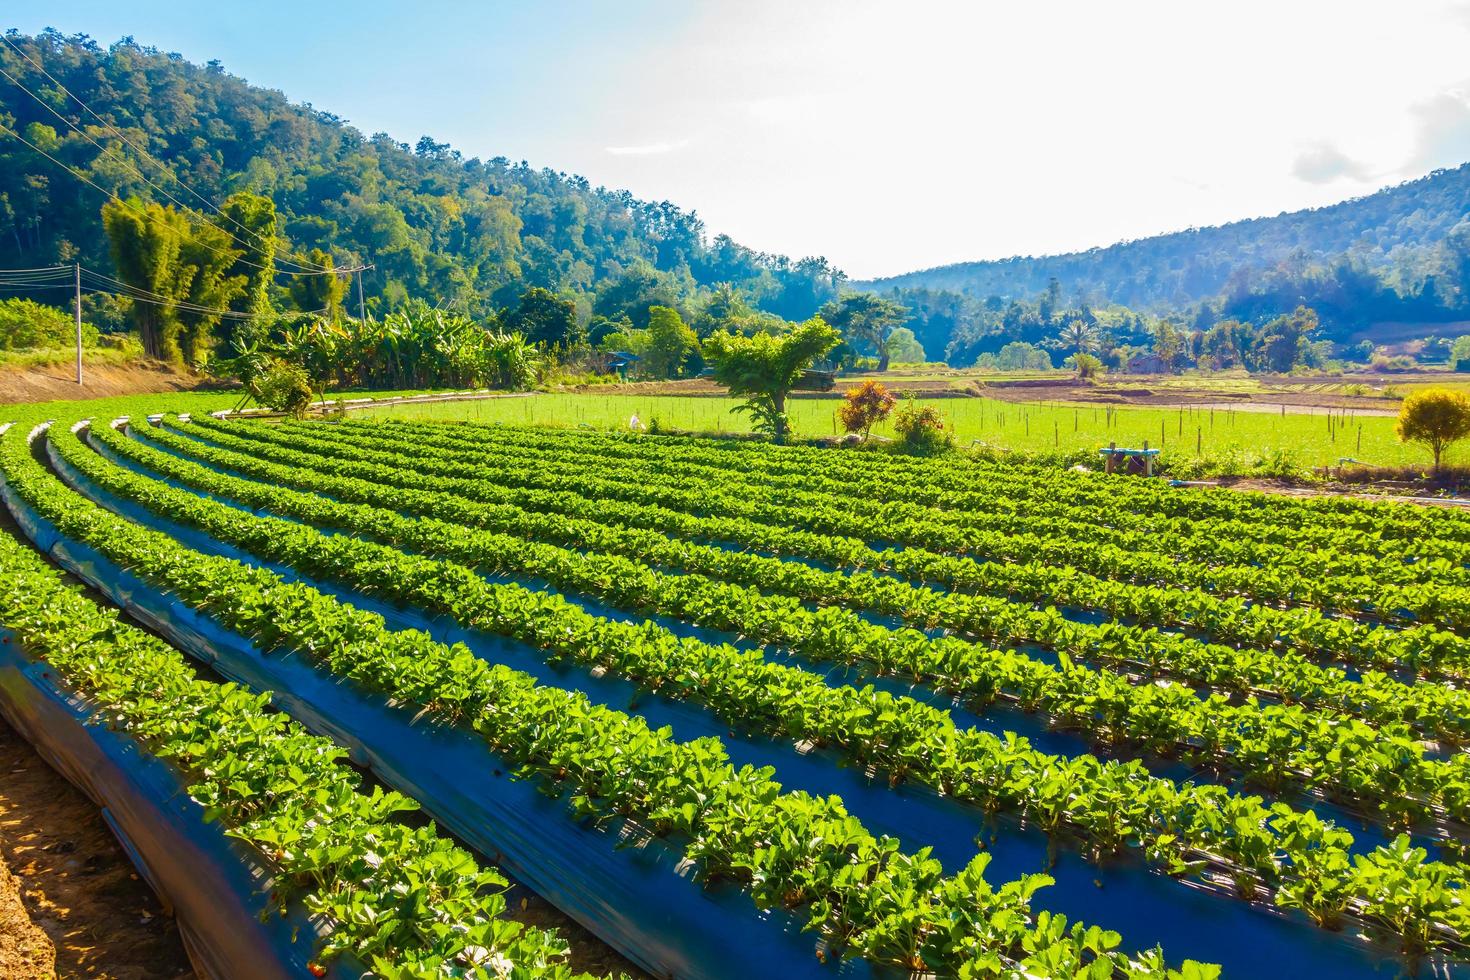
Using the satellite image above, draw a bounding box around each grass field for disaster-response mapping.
[361,392,1463,469]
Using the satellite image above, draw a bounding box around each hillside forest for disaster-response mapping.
[2,30,1469,378]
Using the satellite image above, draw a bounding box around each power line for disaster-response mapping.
[0,120,369,286]
[0,118,294,276]
[0,34,332,274]
[0,262,328,321]
[80,269,272,319]
[0,263,70,273]
[0,63,328,275]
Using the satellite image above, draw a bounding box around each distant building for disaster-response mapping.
[1127,353,1168,373]
[608,351,641,380]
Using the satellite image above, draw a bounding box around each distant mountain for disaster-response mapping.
[859,165,1470,317]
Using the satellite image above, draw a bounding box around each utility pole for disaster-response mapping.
[356,266,367,323]
[74,262,82,385]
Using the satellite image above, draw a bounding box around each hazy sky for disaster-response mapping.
[10,1,1470,279]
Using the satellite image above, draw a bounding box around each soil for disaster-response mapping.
[1192,476,1470,508]
[975,378,1401,414]
[0,837,54,979]
[0,362,222,406]
[0,716,193,980]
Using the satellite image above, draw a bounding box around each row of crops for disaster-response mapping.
[0,406,1467,977]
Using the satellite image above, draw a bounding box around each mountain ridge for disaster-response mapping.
[857,163,1470,313]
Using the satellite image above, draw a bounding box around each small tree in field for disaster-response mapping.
[839,380,897,440]
[1396,387,1470,472]
[703,317,840,441]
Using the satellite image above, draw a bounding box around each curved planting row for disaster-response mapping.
[53,418,1470,965]
[184,415,1470,666]
[128,420,1470,741]
[0,418,1209,979]
[345,418,1470,582]
[0,463,580,978]
[289,419,1466,593]
[214,416,1470,629]
[364,416,1470,547]
[101,421,1470,821]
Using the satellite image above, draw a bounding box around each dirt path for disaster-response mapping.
[0,717,192,980]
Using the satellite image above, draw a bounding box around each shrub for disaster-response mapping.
[838,380,897,440]
[254,360,314,419]
[892,401,952,455]
[1070,352,1104,379]
[1396,387,1470,472]
[0,297,100,350]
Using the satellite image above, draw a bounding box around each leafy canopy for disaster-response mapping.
[703,317,839,439]
[1396,387,1470,471]
[642,306,699,379]
[818,293,909,370]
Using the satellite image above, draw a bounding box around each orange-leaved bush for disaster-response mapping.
[838,380,898,440]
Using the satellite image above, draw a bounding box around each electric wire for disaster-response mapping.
[0,34,333,274]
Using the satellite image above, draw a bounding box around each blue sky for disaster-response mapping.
[10,1,1470,279]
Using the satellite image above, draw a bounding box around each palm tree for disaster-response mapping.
[1059,318,1098,355]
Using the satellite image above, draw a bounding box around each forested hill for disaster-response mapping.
[0,31,843,321]
[860,164,1470,314]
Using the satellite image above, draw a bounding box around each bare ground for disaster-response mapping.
[0,717,193,980]
[0,836,54,980]
[0,362,221,406]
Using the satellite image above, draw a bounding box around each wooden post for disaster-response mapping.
[1143,439,1151,477]
[1105,440,1117,474]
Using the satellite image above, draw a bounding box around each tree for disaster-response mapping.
[1058,318,1098,355]
[502,286,580,348]
[175,219,247,366]
[818,293,909,370]
[1248,306,1319,373]
[1150,318,1185,372]
[287,249,350,323]
[1037,277,1062,324]
[1396,388,1470,472]
[995,341,1052,371]
[1070,352,1104,379]
[1451,334,1470,369]
[217,192,278,318]
[838,380,897,440]
[703,316,840,440]
[102,197,191,360]
[885,327,927,364]
[642,305,698,378]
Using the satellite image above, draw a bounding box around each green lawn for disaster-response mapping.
[4,385,1451,469]
[0,387,481,424]
[361,392,1461,469]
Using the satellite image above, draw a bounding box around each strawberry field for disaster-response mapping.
[1,408,1468,978]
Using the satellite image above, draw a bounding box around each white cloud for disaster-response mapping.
[1403,85,1470,173]
[604,139,689,156]
[1291,142,1375,184]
